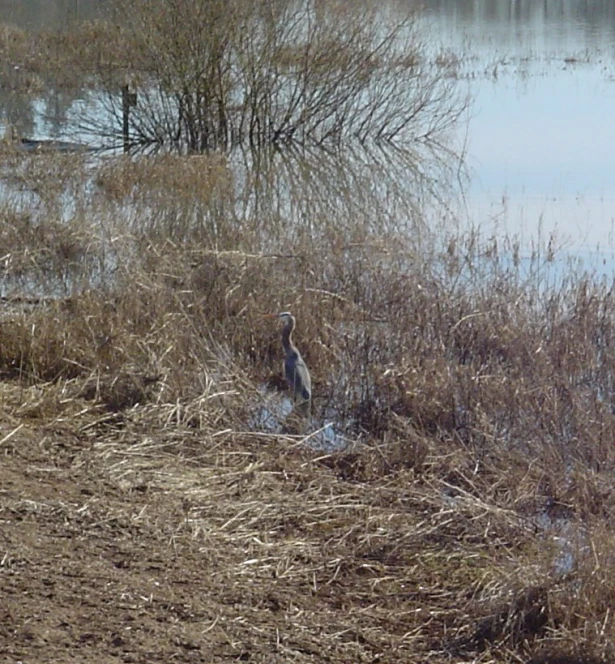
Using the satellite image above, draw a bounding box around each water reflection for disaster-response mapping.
[422,0,615,53]
[3,0,615,256]
[0,71,91,142]
[250,387,347,450]
[0,0,107,30]
[229,141,464,247]
[0,135,464,296]
[417,1,615,256]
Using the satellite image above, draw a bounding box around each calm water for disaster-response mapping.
[421,1,615,254]
[0,0,105,29]
[2,0,615,256]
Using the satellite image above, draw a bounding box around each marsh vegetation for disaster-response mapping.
[1,2,615,662]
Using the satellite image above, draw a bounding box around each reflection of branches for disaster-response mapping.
[83,0,468,152]
[229,139,468,248]
[88,139,467,255]
[0,139,468,299]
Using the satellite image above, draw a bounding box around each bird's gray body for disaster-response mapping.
[278,312,311,403]
[284,349,311,402]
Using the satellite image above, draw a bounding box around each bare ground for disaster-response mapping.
[0,381,476,663]
[1,376,610,664]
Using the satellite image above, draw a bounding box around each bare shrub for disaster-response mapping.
[88,0,466,150]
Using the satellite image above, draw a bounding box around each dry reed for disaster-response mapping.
[1,143,615,662]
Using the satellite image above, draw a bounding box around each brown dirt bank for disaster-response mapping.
[1,378,612,663]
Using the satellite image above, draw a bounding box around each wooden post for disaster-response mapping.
[121,84,137,153]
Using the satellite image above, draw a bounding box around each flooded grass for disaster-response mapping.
[1,146,615,661]
[2,0,468,151]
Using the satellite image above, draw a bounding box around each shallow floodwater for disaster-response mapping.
[421,1,615,255]
[0,0,104,29]
[2,0,615,259]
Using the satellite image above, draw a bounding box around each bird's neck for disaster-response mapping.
[282,322,294,354]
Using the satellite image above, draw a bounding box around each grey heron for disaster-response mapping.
[274,311,311,404]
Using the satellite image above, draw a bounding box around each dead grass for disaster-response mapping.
[0,20,130,91]
[2,148,615,662]
[3,374,615,662]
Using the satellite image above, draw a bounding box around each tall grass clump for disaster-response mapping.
[87,0,464,150]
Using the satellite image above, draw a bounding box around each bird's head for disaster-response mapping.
[265,311,296,328]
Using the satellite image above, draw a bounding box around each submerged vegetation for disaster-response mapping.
[1,2,615,662]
